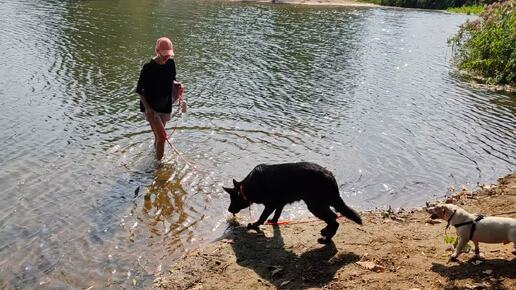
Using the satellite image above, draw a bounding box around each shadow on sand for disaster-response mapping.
[227,224,359,289]
[431,257,516,290]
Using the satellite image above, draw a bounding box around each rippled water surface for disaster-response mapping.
[0,0,514,288]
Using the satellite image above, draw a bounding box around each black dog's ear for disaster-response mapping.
[222,187,234,195]
[232,179,239,188]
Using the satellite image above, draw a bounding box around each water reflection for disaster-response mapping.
[142,164,189,237]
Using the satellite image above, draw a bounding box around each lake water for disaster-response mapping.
[0,0,514,288]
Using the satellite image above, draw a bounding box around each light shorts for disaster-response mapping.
[141,112,171,122]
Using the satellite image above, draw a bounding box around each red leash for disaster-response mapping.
[164,89,205,172]
[168,87,183,136]
[266,215,347,226]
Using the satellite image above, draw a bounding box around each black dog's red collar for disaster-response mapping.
[239,184,253,220]
[239,185,251,205]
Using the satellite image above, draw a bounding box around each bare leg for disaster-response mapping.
[160,114,169,131]
[148,119,157,149]
[159,115,169,158]
[148,115,167,160]
[146,115,158,150]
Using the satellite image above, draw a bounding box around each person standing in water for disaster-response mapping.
[136,37,184,160]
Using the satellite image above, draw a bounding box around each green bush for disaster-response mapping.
[447,5,485,14]
[379,0,454,9]
[449,0,516,85]
[371,0,500,9]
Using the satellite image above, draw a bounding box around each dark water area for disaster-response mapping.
[0,0,514,288]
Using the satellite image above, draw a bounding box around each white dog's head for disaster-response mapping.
[426,203,459,220]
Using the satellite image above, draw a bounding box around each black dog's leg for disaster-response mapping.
[248,206,275,230]
[268,205,284,223]
[308,205,338,244]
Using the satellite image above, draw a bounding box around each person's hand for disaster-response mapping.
[178,84,186,113]
[178,83,185,99]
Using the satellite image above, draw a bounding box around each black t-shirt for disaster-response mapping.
[136,58,176,113]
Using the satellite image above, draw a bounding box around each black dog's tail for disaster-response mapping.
[334,198,362,225]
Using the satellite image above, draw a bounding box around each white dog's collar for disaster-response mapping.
[445,210,457,230]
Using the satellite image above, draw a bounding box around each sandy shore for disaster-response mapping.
[154,173,515,289]
[225,0,379,7]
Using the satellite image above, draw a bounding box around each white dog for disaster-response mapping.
[426,203,516,261]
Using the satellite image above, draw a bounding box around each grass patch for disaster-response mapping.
[444,234,472,252]
[447,4,485,14]
[354,0,382,4]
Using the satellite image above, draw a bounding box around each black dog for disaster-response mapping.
[223,162,362,244]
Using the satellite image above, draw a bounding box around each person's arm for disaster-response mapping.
[171,59,186,112]
[136,65,155,118]
[178,84,186,113]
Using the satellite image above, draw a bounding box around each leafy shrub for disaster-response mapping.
[379,0,454,9]
[449,0,516,85]
[447,5,485,14]
[374,0,500,9]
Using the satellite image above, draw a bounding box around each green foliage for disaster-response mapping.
[450,0,516,85]
[355,0,383,4]
[443,234,471,252]
[358,0,500,9]
[379,0,455,9]
[447,4,485,14]
[443,234,457,244]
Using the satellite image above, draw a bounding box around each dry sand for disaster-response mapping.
[154,173,515,289]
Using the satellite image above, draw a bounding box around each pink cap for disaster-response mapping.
[155,37,174,57]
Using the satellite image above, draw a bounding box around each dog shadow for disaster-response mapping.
[227,224,359,289]
[431,257,516,288]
